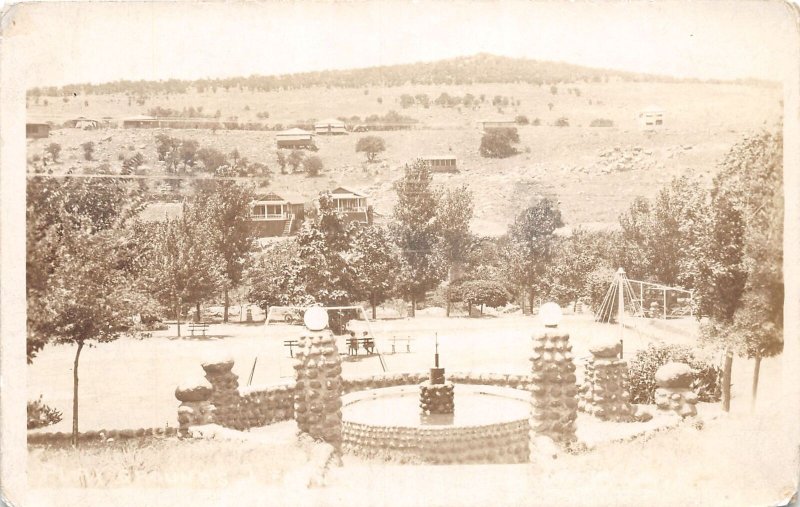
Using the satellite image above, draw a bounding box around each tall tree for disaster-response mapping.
[506,198,564,312]
[435,184,475,281]
[350,225,398,319]
[191,181,256,322]
[141,212,224,334]
[390,160,446,317]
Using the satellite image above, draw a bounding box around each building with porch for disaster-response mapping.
[249,191,306,237]
[421,155,458,173]
[314,118,348,135]
[276,128,316,149]
[329,187,372,224]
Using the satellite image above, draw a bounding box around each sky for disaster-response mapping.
[3,0,798,88]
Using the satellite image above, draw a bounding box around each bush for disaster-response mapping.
[28,396,62,429]
[45,143,61,162]
[627,343,722,404]
[515,115,530,125]
[81,141,95,161]
[590,118,614,127]
[355,136,386,162]
[303,155,323,177]
[554,117,570,127]
[449,279,510,315]
[479,128,519,158]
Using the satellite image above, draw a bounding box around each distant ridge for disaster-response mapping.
[29,53,778,96]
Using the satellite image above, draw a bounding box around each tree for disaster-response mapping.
[287,150,304,172]
[141,212,225,334]
[45,143,61,162]
[247,240,301,310]
[197,147,228,173]
[81,141,95,161]
[515,115,529,125]
[355,136,386,162]
[505,198,564,312]
[390,160,446,317]
[34,227,144,446]
[190,181,256,322]
[350,225,398,319]
[452,279,510,316]
[479,128,519,158]
[434,185,475,286]
[303,155,323,177]
[694,131,783,412]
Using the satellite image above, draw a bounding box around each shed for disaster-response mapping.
[26,123,50,139]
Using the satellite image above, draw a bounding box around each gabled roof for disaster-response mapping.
[253,191,306,204]
[277,128,313,136]
[330,187,368,199]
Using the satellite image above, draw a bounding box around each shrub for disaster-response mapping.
[515,115,530,125]
[479,128,519,158]
[81,141,95,161]
[532,118,542,126]
[554,117,570,127]
[45,143,61,162]
[449,279,510,315]
[28,396,62,429]
[303,155,323,177]
[627,343,722,404]
[287,150,304,172]
[590,118,614,127]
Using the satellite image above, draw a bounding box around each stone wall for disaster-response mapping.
[654,362,698,417]
[578,338,635,421]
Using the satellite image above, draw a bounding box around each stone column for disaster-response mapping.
[293,331,343,452]
[202,358,241,429]
[175,378,215,436]
[578,337,634,421]
[529,330,579,456]
[654,362,698,417]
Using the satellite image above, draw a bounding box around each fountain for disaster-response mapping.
[341,333,530,464]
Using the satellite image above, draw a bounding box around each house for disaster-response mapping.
[639,106,665,130]
[276,128,316,149]
[329,187,372,224]
[67,117,99,129]
[477,119,517,131]
[421,156,458,173]
[249,191,306,237]
[314,118,348,135]
[26,123,50,139]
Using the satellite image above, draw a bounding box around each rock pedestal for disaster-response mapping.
[578,337,634,421]
[529,330,579,455]
[175,378,215,435]
[654,362,698,417]
[202,358,241,428]
[293,331,343,451]
[420,381,455,414]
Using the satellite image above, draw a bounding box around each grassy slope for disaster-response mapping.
[27,81,781,233]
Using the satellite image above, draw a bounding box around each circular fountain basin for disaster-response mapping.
[342,384,531,464]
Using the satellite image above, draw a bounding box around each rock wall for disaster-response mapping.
[293,332,344,451]
[654,362,698,418]
[529,330,579,454]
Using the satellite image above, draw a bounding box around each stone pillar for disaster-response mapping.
[529,330,579,456]
[293,331,343,451]
[202,358,240,428]
[175,378,215,436]
[578,337,634,421]
[654,362,698,417]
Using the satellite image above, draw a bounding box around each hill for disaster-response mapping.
[27,53,776,98]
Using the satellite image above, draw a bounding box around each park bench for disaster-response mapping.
[345,337,377,356]
[390,337,413,354]
[284,339,299,357]
[188,322,211,337]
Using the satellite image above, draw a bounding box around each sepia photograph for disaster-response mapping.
[1,0,799,505]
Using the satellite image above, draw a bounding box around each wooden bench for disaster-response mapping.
[284,340,299,357]
[188,322,211,337]
[345,337,376,356]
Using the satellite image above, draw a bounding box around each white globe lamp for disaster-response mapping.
[540,302,563,328]
[303,306,329,331]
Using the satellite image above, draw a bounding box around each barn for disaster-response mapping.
[314,118,348,135]
[276,128,316,149]
[249,191,306,237]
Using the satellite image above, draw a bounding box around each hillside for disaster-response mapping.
[27,73,782,235]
